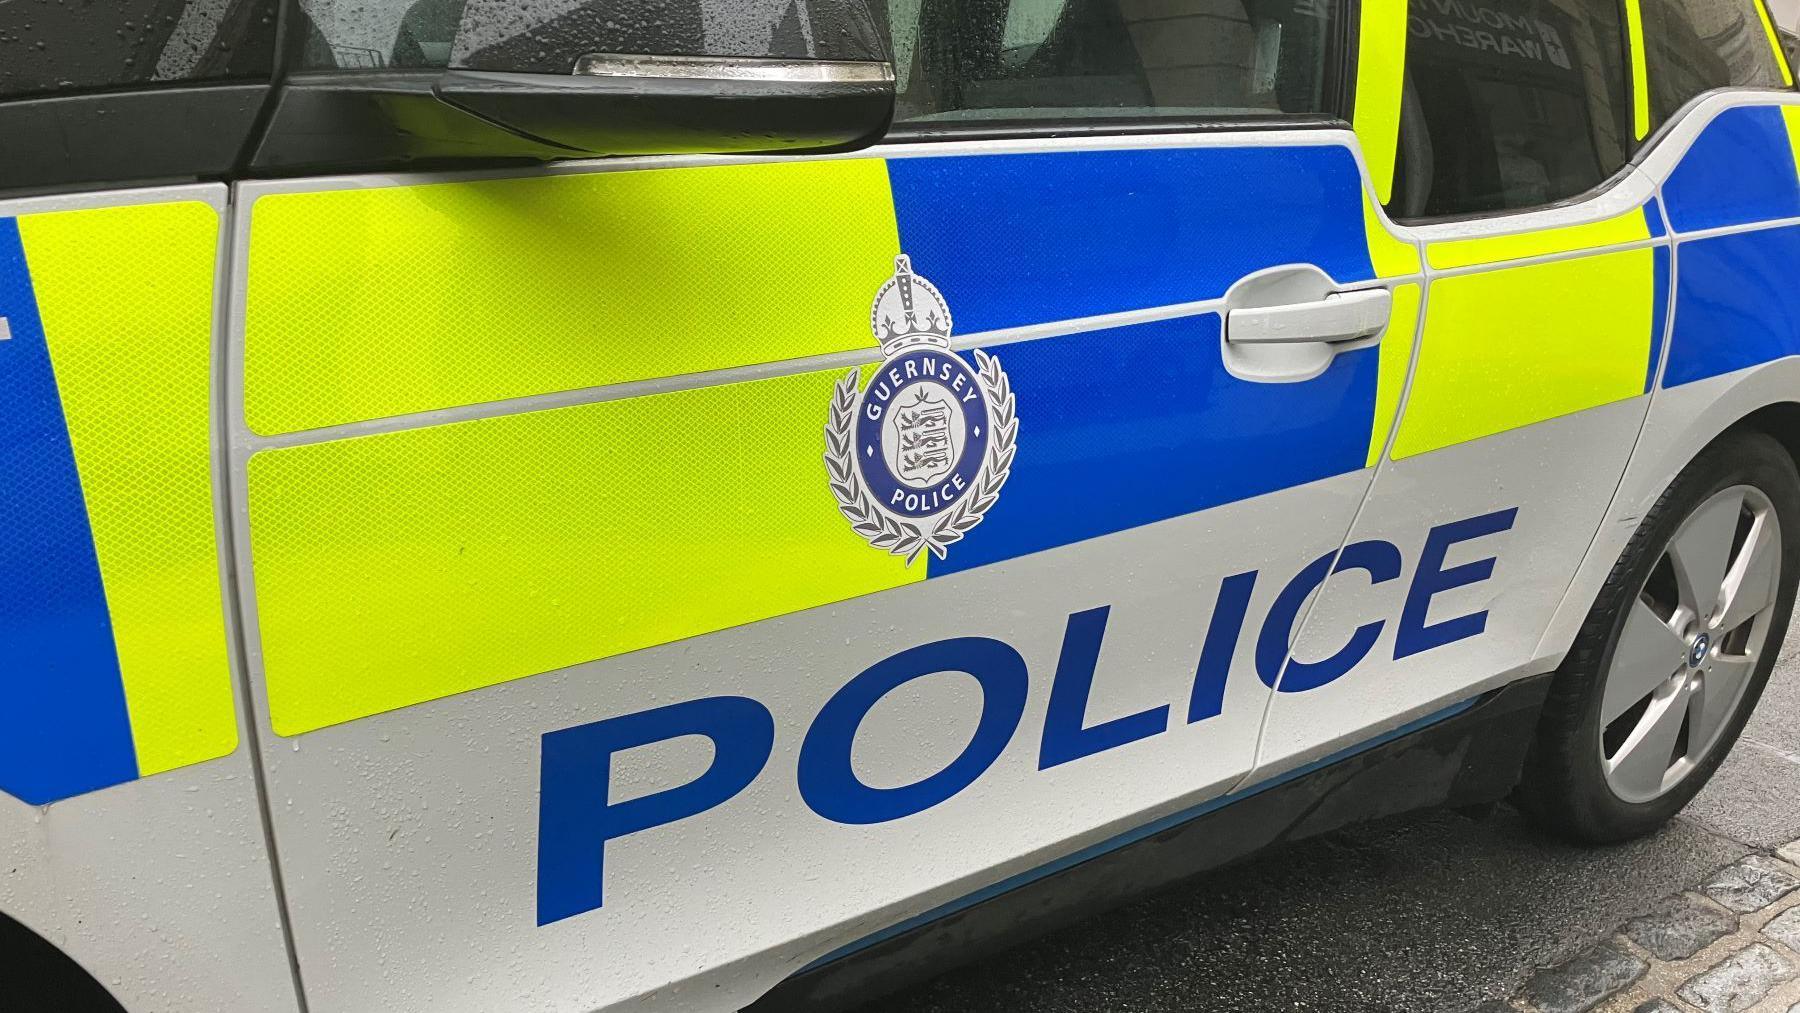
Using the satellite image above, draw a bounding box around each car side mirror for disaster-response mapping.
[252,11,896,175]
[435,54,894,158]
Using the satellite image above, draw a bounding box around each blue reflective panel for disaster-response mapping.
[1662,107,1800,233]
[887,142,1380,573]
[935,314,1377,574]
[889,144,1376,333]
[0,218,137,805]
[1664,224,1800,388]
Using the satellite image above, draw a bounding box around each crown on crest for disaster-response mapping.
[871,255,954,355]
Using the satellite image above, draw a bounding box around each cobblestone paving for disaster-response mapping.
[1494,842,1800,1013]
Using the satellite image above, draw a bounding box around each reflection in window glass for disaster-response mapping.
[871,0,1340,123]
[1003,0,1073,50]
[1640,0,1785,131]
[0,0,275,100]
[294,0,883,73]
[1388,0,1633,219]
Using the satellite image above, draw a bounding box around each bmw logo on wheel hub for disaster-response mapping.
[1688,633,1711,669]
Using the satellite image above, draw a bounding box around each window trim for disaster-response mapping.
[0,84,272,197]
[1402,85,1795,234]
[1393,159,1644,229]
[883,111,1350,145]
[1631,83,1799,171]
[0,0,284,197]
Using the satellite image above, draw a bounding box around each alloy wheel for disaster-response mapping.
[1599,484,1782,803]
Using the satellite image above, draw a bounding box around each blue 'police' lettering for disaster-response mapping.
[538,507,1520,921]
[1039,606,1170,769]
[799,637,1028,824]
[1189,570,1257,723]
[1255,539,1404,692]
[1394,507,1519,659]
[536,696,774,925]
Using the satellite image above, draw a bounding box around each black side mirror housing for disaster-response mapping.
[251,55,896,175]
[438,57,895,157]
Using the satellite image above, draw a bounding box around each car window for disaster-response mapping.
[295,0,1339,119]
[0,0,275,99]
[871,0,1343,123]
[1640,0,1787,131]
[1387,0,1634,220]
[293,0,884,71]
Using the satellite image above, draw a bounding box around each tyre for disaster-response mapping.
[0,911,126,1012]
[1515,430,1800,844]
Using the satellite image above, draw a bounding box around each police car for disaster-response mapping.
[4,0,1800,1010]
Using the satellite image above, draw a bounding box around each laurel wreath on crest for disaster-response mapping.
[825,349,1017,565]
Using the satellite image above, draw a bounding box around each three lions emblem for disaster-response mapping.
[825,256,1016,563]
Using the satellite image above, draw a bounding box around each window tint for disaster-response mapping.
[1640,0,1786,131]
[294,0,883,72]
[873,0,1342,123]
[1388,0,1634,219]
[0,0,275,100]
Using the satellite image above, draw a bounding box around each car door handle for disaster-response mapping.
[1226,288,1392,345]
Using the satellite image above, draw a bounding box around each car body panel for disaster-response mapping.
[1256,168,1670,777]
[1,0,1799,1004]
[1537,90,1800,666]
[0,183,298,1013]
[228,129,1417,1012]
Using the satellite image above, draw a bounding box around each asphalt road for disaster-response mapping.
[857,633,1800,1013]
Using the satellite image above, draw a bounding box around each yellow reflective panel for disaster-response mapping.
[1364,193,1421,278]
[1625,0,1651,139]
[1394,248,1653,459]
[21,202,237,776]
[1367,281,1422,467]
[250,366,920,736]
[1424,207,1650,270]
[1354,0,1409,206]
[1784,106,1800,185]
[244,159,902,436]
[1753,0,1795,86]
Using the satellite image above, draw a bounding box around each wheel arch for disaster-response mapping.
[0,906,127,1012]
[1533,366,1800,678]
[1730,401,1800,474]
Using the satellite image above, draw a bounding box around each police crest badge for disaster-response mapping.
[825,256,1016,563]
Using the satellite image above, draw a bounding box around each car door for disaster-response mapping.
[234,1,1420,1010]
[0,6,300,1010]
[1251,0,1676,779]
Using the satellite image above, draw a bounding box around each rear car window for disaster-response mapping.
[1640,0,1788,132]
[1387,0,1635,219]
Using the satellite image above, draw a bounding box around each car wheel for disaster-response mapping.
[1515,430,1800,844]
